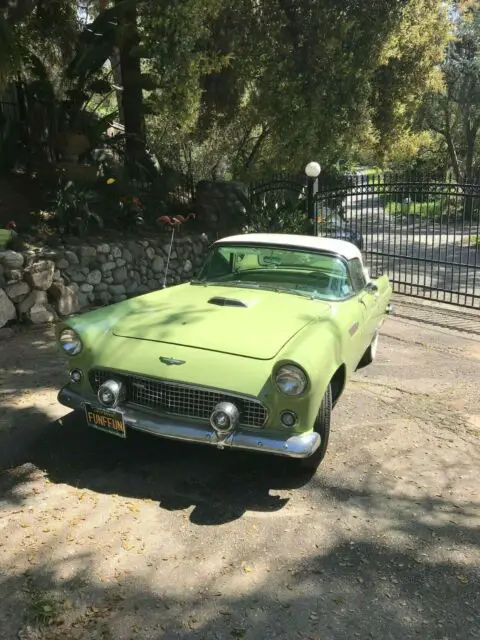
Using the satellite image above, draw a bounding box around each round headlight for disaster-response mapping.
[59,329,82,356]
[275,365,308,396]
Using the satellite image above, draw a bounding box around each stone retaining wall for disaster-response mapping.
[0,234,211,336]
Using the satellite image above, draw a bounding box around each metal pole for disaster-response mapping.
[307,177,314,235]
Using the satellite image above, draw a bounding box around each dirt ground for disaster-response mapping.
[0,297,479,640]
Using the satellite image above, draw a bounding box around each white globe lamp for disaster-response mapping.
[305,161,321,178]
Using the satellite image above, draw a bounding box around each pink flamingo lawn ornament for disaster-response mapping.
[157,214,196,288]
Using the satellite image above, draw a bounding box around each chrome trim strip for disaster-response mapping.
[58,387,320,459]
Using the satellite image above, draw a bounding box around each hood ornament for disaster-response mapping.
[159,356,186,366]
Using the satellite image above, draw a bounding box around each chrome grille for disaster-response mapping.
[89,369,268,428]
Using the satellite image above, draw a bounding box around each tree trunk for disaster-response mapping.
[99,0,124,124]
[116,0,146,179]
[464,123,478,182]
[463,122,478,221]
[443,103,461,182]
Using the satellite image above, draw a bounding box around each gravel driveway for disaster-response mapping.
[0,300,479,640]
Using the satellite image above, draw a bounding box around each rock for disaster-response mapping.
[147,279,158,290]
[111,246,122,258]
[116,258,126,267]
[77,292,90,308]
[56,258,69,270]
[79,246,96,265]
[122,248,133,262]
[136,284,150,295]
[94,282,108,292]
[113,266,127,284]
[28,302,55,324]
[96,291,112,305]
[53,270,63,282]
[87,269,102,285]
[6,281,30,302]
[126,240,142,256]
[131,270,141,282]
[80,283,94,293]
[101,261,116,273]
[49,282,80,316]
[183,259,193,273]
[69,270,86,283]
[109,284,126,296]
[112,294,127,303]
[97,243,110,254]
[152,256,165,273]
[64,250,79,265]
[24,260,55,290]
[0,250,24,269]
[0,289,16,327]
[125,280,138,295]
[0,327,14,340]
[146,247,155,260]
[18,290,47,315]
[6,269,22,283]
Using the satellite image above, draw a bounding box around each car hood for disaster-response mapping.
[112,283,331,360]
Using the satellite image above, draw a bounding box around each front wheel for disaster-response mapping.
[299,383,332,472]
[357,332,379,368]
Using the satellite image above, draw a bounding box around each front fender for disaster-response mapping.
[274,315,345,430]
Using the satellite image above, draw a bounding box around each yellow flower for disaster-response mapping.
[106,177,115,185]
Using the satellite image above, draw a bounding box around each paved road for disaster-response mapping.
[0,310,479,640]
[343,192,480,308]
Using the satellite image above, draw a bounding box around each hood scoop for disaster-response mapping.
[208,296,247,308]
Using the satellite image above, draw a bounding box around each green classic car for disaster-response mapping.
[56,233,393,471]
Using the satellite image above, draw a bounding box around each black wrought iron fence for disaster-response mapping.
[314,172,480,309]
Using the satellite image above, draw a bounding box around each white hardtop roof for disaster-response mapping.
[215,233,362,261]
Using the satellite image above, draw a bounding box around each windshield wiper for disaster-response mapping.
[190,279,262,289]
[191,280,320,299]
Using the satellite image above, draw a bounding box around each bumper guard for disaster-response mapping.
[58,386,321,460]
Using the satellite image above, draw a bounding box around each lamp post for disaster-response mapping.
[305,161,321,235]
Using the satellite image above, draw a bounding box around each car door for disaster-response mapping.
[349,258,380,347]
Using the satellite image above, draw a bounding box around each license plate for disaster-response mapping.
[84,403,126,439]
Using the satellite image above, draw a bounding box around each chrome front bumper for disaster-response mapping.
[58,387,321,459]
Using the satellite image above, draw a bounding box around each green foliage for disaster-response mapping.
[50,176,103,236]
[422,2,480,179]
[0,0,455,195]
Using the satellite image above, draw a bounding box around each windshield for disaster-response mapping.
[194,244,354,301]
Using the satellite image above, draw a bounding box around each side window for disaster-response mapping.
[349,258,367,292]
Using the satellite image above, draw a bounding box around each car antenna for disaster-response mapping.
[157,214,196,288]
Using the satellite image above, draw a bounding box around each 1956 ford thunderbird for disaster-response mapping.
[56,233,393,471]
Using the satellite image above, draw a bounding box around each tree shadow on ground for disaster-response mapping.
[1,480,478,640]
[0,406,314,525]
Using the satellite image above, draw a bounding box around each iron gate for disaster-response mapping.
[314,172,480,309]
[247,172,307,232]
